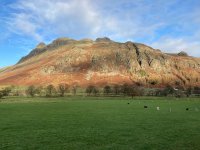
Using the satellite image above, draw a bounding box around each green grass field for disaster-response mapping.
[0,96,200,150]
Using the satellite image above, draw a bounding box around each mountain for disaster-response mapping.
[0,37,200,87]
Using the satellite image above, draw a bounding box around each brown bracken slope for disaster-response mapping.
[0,37,200,87]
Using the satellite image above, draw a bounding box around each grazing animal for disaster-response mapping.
[186,108,189,111]
[127,103,130,105]
[157,107,160,111]
[144,106,148,108]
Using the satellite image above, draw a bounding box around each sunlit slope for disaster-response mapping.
[0,37,199,87]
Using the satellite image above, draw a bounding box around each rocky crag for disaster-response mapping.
[0,37,200,87]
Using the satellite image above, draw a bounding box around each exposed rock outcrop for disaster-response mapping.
[95,37,113,43]
[36,42,46,49]
[178,51,188,57]
[18,37,76,64]
[0,37,199,87]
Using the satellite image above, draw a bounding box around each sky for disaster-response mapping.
[0,0,200,68]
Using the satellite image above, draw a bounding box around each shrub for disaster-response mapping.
[178,51,188,56]
[26,85,36,97]
[148,80,158,86]
[0,91,3,99]
[2,87,12,96]
[115,52,122,64]
[175,89,186,98]
[14,91,20,96]
[139,70,147,77]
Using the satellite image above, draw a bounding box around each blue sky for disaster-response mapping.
[0,0,200,68]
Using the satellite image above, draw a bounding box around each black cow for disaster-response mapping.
[144,106,148,108]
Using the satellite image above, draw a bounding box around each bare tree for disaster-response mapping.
[58,84,69,97]
[161,85,175,96]
[72,85,78,96]
[121,83,129,96]
[186,87,192,97]
[86,85,99,96]
[193,86,200,95]
[128,85,143,98]
[113,85,120,95]
[46,85,56,97]
[86,85,95,96]
[104,85,112,96]
[93,87,99,96]
[26,85,36,97]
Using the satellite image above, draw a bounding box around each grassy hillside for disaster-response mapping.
[0,97,200,150]
[1,38,200,87]
[0,66,10,73]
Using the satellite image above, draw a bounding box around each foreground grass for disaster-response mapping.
[0,96,200,150]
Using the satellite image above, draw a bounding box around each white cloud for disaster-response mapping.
[8,0,167,41]
[10,13,42,41]
[151,37,200,57]
[4,0,200,57]
[8,0,102,41]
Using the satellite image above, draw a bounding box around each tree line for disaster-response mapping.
[0,84,200,99]
[25,83,144,97]
[0,87,12,99]
[85,84,143,97]
[26,84,70,97]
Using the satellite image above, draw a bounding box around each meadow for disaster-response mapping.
[0,96,200,150]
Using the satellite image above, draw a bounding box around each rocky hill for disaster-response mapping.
[0,37,200,87]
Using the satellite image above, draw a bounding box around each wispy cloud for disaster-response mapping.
[8,0,102,41]
[151,37,200,56]
[7,13,42,41]
[1,0,200,57]
[6,0,168,41]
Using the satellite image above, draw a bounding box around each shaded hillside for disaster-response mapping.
[0,37,200,87]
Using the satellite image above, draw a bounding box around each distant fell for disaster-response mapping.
[0,37,200,87]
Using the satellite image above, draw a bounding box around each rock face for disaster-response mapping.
[0,37,200,87]
[18,42,47,63]
[178,51,188,57]
[95,37,113,43]
[36,42,46,49]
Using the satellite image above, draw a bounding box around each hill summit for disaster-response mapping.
[0,37,200,87]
